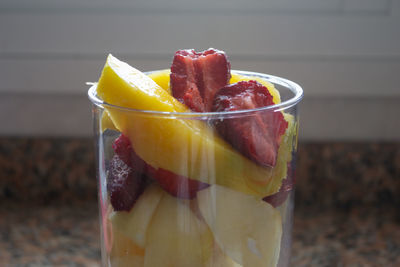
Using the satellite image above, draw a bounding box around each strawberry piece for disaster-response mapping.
[107,134,147,211]
[151,168,209,199]
[111,134,209,200]
[212,80,288,167]
[263,164,294,207]
[107,154,145,211]
[170,48,231,112]
[112,134,147,175]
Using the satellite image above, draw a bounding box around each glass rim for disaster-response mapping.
[88,69,303,118]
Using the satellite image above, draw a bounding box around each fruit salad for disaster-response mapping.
[89,48,301,267]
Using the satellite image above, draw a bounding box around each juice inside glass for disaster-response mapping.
[89,59,303,267]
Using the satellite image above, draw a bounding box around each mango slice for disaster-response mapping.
[96,54,291,197]
[100,70,170,132]
[147,69,171,94]
[101,110,118,132]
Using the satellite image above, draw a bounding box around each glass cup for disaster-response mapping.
[88,70,303,267]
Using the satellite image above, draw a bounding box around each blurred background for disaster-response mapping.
[1,0,399,266]
[1,0,399,140]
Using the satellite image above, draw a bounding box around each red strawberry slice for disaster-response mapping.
[107,134,147,211]
[263,164,294,207]
[107,154,145,211]
[170,48,231,112]
[111,134,209,200]
[212,80,288,167]
[112,134,147,175]
[151,168,209,199]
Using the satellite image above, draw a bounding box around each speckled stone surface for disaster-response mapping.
[292,205,400,266]
[1,139,399,207]
[0,203,100,266]
[0,138,96,204]
[0,138,399,266]
[295,143,400,211]
[1,203,399,266]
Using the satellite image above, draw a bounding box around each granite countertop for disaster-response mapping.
[0,138,399,266]
[1,203,399,266]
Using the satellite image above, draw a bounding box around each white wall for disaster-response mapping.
[1,0,399,140]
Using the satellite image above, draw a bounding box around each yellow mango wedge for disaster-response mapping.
[101,110,118,132]
[147,69,171,94]
[100,70,171,132]
[96,54,290,197]
[100,71,280,133]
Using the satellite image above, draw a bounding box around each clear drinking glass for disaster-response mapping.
[88,70,303,267]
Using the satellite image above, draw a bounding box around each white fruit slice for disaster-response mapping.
[109,224,145,267]
[197,185,282,267]
[110,184,164,248]
[206,243,242,267]
[144,193,213,267]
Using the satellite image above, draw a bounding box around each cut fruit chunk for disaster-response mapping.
[230,73,281,104]
[101,110,118,132]
[107,154,145,212]
[108,134,148,212]
[100,70,171,132]
[112,134,209,199]
[170,48,231,112]
[110,222,145,267]
[112,134,147,175]
[97,54,186,113]
[147,69,171,94]
[256,113,295,197]
[144,193,213,267]
[110,227,145,257]
[96,54,288,197]
[206,243,242,267]
[197,185,282,267]
[151,168,209,199]
[110,184,164,248]
[263,164,293,208]
[212,80,288,167]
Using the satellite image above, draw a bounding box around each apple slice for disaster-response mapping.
[110,183,163,248]
[110,225,145,257]
[206,243,242,267]
[95,55,288,197]
[197,185,282,267]
[110,222,145,267]
[144,193,213,267]
[110,222,144,267]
